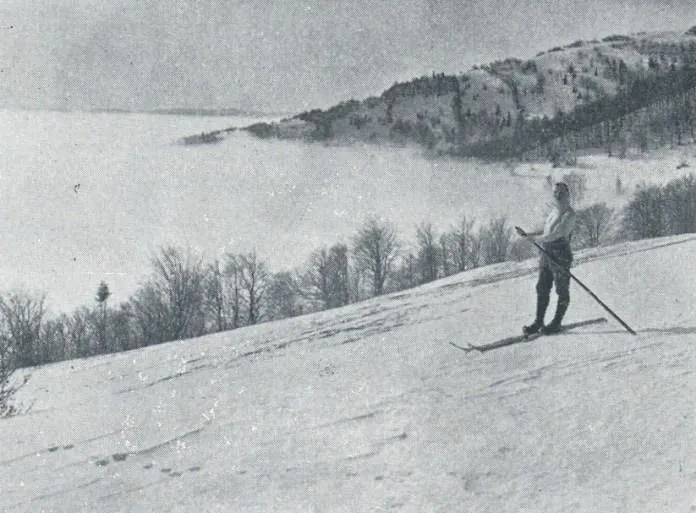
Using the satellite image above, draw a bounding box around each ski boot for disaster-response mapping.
[540,322,562,335]
[540,300,569,335]
[524,293,549,336]
[523,320,544,336]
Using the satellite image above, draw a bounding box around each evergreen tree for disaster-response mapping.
[95,281,111,353]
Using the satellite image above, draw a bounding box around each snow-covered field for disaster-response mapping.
[2,233,696,512]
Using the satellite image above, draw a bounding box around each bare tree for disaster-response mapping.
[469,230,483,269]
[352,217,400,296]
[348,263,368,303]
[224,255,244,329]
[0,336,13,416]
[0,292,45,416]
[449,215,477,272]
[303,243,350,310]
[137,246,207,342]
[204,260,230,333]
[621,175,696,241]
[575,203,615,247]
[39,316,69,363]
[303,247,334,309]
[481,216,513,264]
[267,271,302,321]
[0,291,46,369]
[392,252,418,291]
[158,246,206,339]
[440,234,451,277]
[109,303,135,352]
[236,251,269,325]
[0,336,28,417]
[621,185,666,239]
[415,222,439,284]
[65,307,93,357]
[663,174,696,235]
[328,243,350,307]
[131,285,167,347]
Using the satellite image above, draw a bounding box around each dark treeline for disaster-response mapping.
[461,60,696,161]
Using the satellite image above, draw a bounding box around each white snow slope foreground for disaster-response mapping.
[3,235,696,513]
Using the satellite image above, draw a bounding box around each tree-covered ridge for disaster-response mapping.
[244,27,696,160]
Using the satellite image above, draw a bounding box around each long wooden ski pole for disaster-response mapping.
[516,227,637,335]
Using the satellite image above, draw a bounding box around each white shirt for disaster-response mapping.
[538,205,576,243]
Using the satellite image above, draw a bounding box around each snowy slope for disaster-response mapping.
[2,235,696,512]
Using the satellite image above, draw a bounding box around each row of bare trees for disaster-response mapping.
[0,197,623,390]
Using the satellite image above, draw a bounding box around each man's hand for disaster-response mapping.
[515,226,528,237]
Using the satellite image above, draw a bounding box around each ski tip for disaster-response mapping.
[449,341,477,353]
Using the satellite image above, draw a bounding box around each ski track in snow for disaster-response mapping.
[2,235,696,512]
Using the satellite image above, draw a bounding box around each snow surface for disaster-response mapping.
[2,234,696,512]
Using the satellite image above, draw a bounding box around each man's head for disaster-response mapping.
[553,182,570,204]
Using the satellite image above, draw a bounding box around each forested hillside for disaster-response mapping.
[244,27,696,161]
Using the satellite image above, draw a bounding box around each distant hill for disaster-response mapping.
[241,27,696,162]
[151,107,274,117]
[45,106,280,118]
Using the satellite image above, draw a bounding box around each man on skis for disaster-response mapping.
[516,182,577,335]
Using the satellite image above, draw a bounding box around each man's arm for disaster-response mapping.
[515,226,543,238]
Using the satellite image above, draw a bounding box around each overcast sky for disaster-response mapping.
[1,0,695,113]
